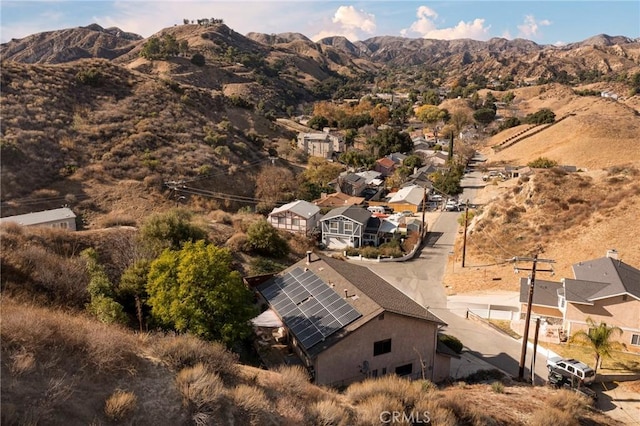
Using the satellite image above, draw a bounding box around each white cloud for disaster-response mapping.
[402,5,490,40]
[502,30,513,40]
[554,40,567,47]
[517,15,551,39]
[311,5,376,42]
[332,5,376,33]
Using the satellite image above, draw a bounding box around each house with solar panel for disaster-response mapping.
[518,250,640,352]
[267,200,321,235]
[254,252,452,387]
[0,207,77,231]
[319,205,372,249]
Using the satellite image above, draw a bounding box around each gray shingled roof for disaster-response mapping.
[571,256,640,301]
[562,279,609,304]
[321,255,445,325]
[320,205,371,225]
[261,254,446,357]
[519,278,563,307]
[270,200,320,218]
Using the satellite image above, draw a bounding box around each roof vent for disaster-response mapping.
[606,249,619,260]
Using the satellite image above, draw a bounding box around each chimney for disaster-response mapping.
[306,251,312,264]
[606,249,619,260]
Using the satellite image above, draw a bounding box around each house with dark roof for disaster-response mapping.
[268,200,321,235]
[0,207,77,231]
[319,205,371,249]
[519,250,640,352]
[337,172,367,197]
[253,253,450,386]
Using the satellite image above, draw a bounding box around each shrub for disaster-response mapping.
[530,407,574,426]
[439,334,463,354]
[246,219,289,258]
[524,108,555,124]
[225,232,249,252]
[490,382,504,393]
[76,68,103,87]
[360,246,380,259]
[176,363,226,410]
[104,390,137,421]
[152,334,239,379]
[528,157,558,169]
[306,399,351,426]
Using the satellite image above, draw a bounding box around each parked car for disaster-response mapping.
[444,200,459,211]
[546,357,595,385]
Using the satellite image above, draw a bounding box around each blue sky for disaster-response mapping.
[1,1,638,45]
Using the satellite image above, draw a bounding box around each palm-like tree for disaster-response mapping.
[569,317,623,374]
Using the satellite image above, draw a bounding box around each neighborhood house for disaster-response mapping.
[267,200,321,235]
[319,205,371,249]
[297,131,344,159]
[253,253,451,386]
[519,250,640,352]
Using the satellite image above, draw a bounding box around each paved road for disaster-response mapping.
[365,167,552,383]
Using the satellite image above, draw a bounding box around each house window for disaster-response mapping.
[631,334,640,346]
[373,339,392,356]
[382,367,387,375]
[344,222,353,232]
[292,218,300,227]
[395,363,413,376]
[278,217,285,225]
[329,221,339,232]
[371,369,378,378]
[60,222,68,229]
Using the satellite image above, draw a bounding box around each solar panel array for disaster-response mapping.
[258,267,362,350]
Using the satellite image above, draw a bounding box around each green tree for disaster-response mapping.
[524,108,555,125]
[81,248,128,325]
[366,128,412,157]
[246,219,289,258]
[416,105,447,143]
[146,241,256,344]
[140,209,208,253]
[569,317,623,374]
[118,259,151,332]
[308,115,329,130]
[403,155,423,170]
[473,108,497,126]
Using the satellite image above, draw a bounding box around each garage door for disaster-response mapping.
[327,237,349,249]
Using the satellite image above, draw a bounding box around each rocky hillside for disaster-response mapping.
[0,24,142,64]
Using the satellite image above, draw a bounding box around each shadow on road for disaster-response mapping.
[423,232,445,247]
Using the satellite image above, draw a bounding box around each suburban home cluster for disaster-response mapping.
[518,250,640,353]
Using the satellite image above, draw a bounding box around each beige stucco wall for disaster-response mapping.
[565,296,640,352]
[314,312,441,387]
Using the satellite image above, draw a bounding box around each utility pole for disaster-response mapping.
[461,199,469,267]
[421,186,428,239]
[514,254,555,382]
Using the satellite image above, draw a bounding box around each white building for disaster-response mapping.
[297,131,344,159]
[0,207,77,231]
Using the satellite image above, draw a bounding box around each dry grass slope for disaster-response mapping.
[1,295,622,425]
